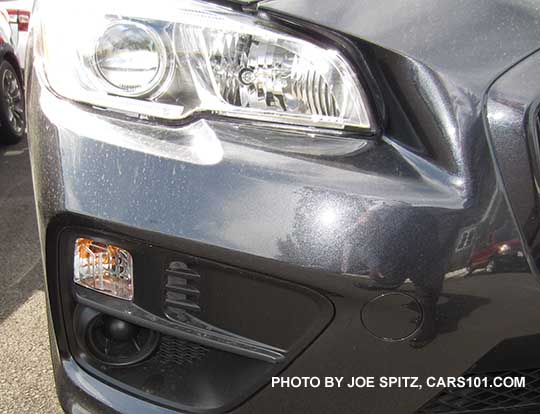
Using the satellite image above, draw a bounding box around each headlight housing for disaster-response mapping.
[36,0,374,132]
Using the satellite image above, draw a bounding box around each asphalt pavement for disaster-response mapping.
[0,138,62,413]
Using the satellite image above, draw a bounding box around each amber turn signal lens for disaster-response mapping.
[74,238,133,300]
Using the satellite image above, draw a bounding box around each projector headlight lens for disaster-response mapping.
[36,0,374,131]
[94,21,169,96]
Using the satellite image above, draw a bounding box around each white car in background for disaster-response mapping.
[0,0,31,69]
[0,8,11,44]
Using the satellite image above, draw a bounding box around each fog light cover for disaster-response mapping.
[74,238,133,300]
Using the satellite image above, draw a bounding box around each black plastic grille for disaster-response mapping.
[164,261,201,315]
[417,368,540,413]
[153,335,209,367]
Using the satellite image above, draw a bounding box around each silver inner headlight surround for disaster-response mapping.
[36,0,374,131]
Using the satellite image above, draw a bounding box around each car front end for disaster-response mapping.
[27,0,540,413]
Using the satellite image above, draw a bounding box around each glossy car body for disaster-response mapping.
[467,238,527,274]
[26,0,540,413]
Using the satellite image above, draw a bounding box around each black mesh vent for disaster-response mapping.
[153,335,209,367]
[417,368,540,413]
[164,261,201,315]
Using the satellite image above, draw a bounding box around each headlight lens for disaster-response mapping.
[36,0,374,131]
[94,21,169,96]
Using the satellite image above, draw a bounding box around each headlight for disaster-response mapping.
[36,0,374,131]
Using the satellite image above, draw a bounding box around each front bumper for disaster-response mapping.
[28,45,540,414]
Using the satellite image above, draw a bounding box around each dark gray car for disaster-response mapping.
[26,0,540,413]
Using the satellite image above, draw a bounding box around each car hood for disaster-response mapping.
[260,0,540,94]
